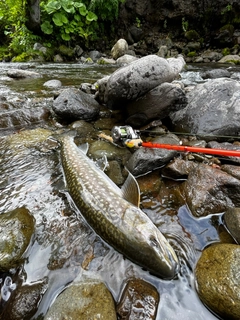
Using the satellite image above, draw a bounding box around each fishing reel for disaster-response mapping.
[111,126,140,142]
[111,126,142,148]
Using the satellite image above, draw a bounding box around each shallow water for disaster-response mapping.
[0,61,238,319]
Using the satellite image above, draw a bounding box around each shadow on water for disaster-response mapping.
[0,62,235,319]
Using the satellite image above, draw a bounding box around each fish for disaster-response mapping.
[58,134,179,279]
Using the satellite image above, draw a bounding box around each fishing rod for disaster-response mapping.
[111,125,240,158]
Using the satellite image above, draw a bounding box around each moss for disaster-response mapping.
[220,24,234,35]
[185,30,200,41]
[58,45,75,59]
[222,47,230,56]
[12,51,39,62]
[187,51,196,57]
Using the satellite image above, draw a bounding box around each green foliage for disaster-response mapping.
[182,17,189,33]
[185,30,200,41]
[41,0,98,42]
[187,51,196,57]
[222,47,230,56]
[89,0,125,21]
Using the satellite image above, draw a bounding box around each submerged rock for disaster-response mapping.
[7,69,42,79]
[0,277,48,320]
[44,278,117,320]
[117,278,159,320]
[195,244,240,320]
[0,207,35,271]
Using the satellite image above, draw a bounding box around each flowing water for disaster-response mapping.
[0,61,239,319]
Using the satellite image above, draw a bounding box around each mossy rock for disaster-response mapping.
[187,51,196,57]
[220,24,235,35]
[58,45,75,59]
[222,47,230,56]
[185,30,200,41]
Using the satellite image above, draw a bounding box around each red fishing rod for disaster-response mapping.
[140,141,240,157]
[111,126,240,158]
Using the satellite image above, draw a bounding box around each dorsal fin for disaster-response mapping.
[78,143,89,155]
[121,169,140,207]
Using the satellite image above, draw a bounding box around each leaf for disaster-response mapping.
[45,0,61,14]
[86,11,98,22]
[52,12,68,26]
[61,33,71,41]
[79,5,87,16]
[62,0,75,14]
[41,21,54,35]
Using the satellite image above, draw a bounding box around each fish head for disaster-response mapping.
[128,210,179,279]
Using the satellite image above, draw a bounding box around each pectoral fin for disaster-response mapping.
[121,169,140,207]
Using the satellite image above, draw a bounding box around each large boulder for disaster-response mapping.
[102,54,185,109]
[170,78,240,136]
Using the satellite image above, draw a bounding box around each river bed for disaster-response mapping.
[0,61,239,319]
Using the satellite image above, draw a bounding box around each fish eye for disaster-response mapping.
[149,235,158,247]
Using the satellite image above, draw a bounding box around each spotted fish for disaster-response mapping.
[59,135,179,279]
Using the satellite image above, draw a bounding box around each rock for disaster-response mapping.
[103,55,183,109]
[195,244,240,320]
[126,134,180,176]
[224,207,240,243]
[201,51,223,62]
[97,57,116,64]
[221,164,240,180]
[128,25,144,42]
[43,79,62,88]
[170,78,240,136]
[89,50,102,61]
[88,140,132,166]
[111,38,128,60]
[161,158,198,179]
[95,75,110,104]
[116,54,138,65]
[125,82,187,127]
[44,278,117,320]
[1,278,48,320]
[201,68,231,79]
[181,163,240,217]
[117,278,159,320]
[218,54,240,64]
[7,69,42,79]
[157,45,168,58]
[52,88,100,122]
[0,207,35,271]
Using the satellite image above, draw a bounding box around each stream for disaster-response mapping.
[0,61,239,319]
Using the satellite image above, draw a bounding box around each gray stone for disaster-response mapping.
[170,78,240,136]
[224,207,240,243]
[52,88,100,122]
[111,38,128,60]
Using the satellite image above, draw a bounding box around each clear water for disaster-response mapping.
[0,61,238,319]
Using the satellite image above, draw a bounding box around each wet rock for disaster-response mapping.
[0,207,35,271]
[224,207,240,243]
[201,68,231,79]
[0,278,48,320]
[181,163,240,217]
[102,55,184,109]
[111,38,128,60]
[126,134,180,176]
[89,50,102,61]
[221,164,240,179]
[125,82,187,127]
[0,106,50,130]
[7,69,42,79]
[44,278,117,320]
[52,88,100,122]
[170,78,240,136]
[117,278,159,320]
[162,158,198,180]
[43,79,62,88]
[195,244,240,320]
